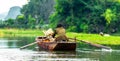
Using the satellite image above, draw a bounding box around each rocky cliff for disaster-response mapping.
[5,6,21,20]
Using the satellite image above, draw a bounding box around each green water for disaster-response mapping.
[0,37,120,61]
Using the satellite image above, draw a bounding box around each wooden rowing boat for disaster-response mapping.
[36,36,76,51]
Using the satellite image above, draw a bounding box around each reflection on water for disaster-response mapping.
[0,49,95,61]
[0,39,18,48]
[0,37,120,61]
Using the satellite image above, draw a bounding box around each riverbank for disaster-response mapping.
[0,29,44,37]
[0,29,120,48]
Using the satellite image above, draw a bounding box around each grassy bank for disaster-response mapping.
[67,32,120,45]
[0,29,44,37]
[0,29,120,46]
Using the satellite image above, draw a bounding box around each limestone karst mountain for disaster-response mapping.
[5,6,21,20]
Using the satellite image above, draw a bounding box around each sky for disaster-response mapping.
[0,0,28,14]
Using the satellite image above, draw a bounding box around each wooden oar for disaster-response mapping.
[20,42,38,49]
[79,40,111,49]
[69,38,111,49]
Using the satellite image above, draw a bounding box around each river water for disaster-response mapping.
[0,37,120,61]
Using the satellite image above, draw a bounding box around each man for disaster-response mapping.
[52,24,69,42]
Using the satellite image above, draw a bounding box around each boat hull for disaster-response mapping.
[37,42,76,51]
[36,37,76,51]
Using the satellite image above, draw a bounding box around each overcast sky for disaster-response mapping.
[0,0,28,14]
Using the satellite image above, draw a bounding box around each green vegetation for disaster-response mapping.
[1,0,120,34]
[67,32,120,45]
[0,29,44,37]
[0,29,120,46]
[50,0,120,33]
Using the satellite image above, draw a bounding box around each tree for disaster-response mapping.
[15,15,26,28]
[50,0,120,33]
[5,18,15,28]
[50,0,91,32]
[21,0,54,25]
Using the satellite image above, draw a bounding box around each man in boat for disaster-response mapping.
[52,24,69,42]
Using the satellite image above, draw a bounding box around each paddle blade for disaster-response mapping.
[20,42,37,49]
